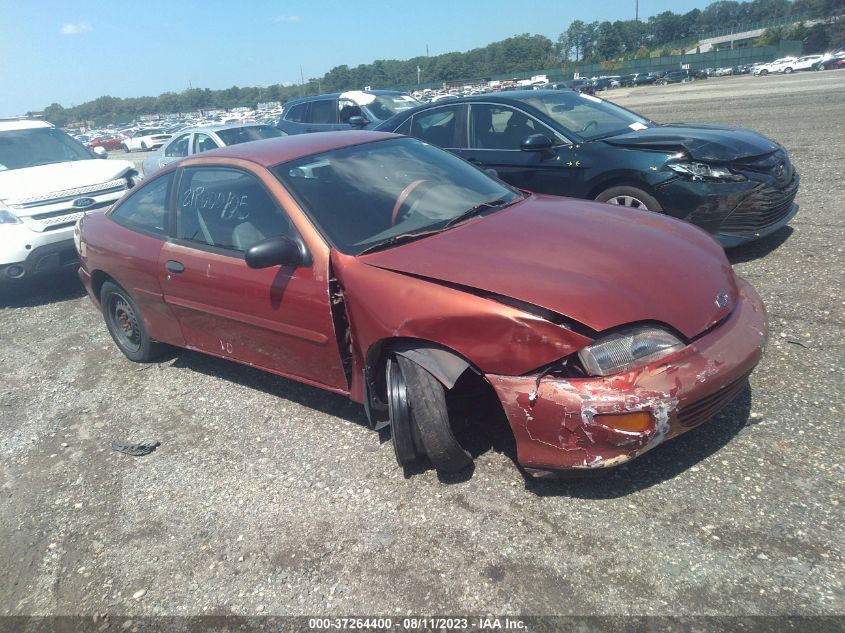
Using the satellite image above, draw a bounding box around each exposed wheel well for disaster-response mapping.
[90,270,116,304]
[365,337,514,459]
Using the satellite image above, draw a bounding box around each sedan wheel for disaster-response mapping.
[100,281,164,362]
[386,355,472,473]
[595,185,662,213]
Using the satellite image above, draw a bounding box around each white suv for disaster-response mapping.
[0,119,138,282]
[753,57,798,75]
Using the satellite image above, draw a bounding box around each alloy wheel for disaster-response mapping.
[606,195,650,211]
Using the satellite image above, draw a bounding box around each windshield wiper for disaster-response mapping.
[358,197,518,255]
[357,229,442,255]
[442,197,515,230]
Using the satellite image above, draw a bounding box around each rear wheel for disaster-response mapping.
[784,67,793,74]
[386,355,472,473]
[595,185,662,213]
[122,144,130,153]
[100,281,164,362]
[141,142,148,151]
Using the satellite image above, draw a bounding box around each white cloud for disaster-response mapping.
[59,22,92,35]
[272,15,299,24]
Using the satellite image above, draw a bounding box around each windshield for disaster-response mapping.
[273,137,522,255]
[521,91,651,140]
[0,127,93,171]
[216,125,283,146]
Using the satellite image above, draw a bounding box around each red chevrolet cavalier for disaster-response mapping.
[76,131,767,477]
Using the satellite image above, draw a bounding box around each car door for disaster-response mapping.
[453,103,582,196]
[404,103,465,150]
[158,164,348,390]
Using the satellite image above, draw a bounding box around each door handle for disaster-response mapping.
[165,260,185,274]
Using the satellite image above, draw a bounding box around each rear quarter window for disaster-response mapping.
[111,173,173,236]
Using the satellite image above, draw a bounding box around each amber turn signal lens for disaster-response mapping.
[594,411,653,433]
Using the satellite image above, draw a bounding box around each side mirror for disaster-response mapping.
[348,115,369,128]
[520,134,555,159]
[93,146,108,159]
[245,236,303,269]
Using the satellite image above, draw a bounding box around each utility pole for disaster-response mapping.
[635,0,639,22]
[426,44,429,57]
[299,65,305,96]
[417,65,421,84]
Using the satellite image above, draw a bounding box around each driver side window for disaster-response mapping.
[176,167,293,253]
[469,104,539,150]
[165,133,190,157]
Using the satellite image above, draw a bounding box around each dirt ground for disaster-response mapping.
[1,71,843,620]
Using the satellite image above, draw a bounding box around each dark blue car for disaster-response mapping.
[375,90,799,247]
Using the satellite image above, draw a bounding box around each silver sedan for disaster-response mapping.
[141,123,285,176]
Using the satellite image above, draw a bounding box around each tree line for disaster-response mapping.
[557,0,841,62]
[40,0,843,127]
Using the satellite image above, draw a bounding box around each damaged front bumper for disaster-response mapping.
[487,278,767,477]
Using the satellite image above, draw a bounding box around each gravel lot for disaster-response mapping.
[1,71,843,620]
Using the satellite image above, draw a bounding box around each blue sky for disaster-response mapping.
[0,0,708,116]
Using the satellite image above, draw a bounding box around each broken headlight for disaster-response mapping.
[578,327,684,377]
[668,162,746,182]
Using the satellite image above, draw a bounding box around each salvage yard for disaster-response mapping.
[1,71,843,617]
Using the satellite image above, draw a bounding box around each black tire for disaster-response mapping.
[390,355,472,473]
[100,281,164,362]
[760,69,769,76]
[122,144,130,153]
[595,185,663,213]
[386,356,420,466]
[141,142,148,151]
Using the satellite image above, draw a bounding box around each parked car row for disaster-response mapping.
[275,88,798,248]
[753,51,843,75]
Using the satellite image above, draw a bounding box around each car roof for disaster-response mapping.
[186,130,399,167]
[284,90,406,106]
[171,122,277,135]
[0,119,53,131]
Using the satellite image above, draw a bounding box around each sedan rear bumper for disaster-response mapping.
[487,277,767,476]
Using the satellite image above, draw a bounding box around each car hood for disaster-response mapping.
[603,124,780,162]
[360,195,738,340]
[0,159,135,203]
